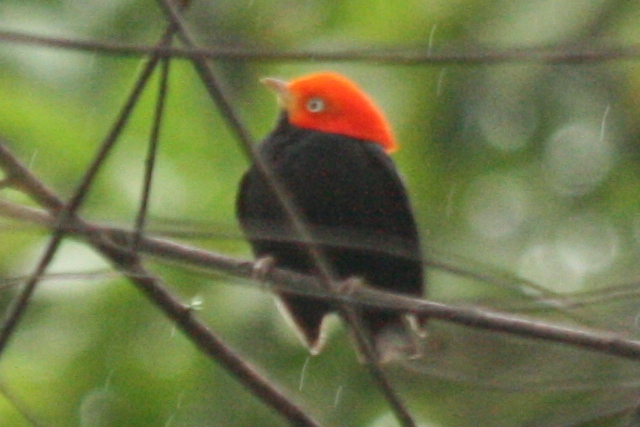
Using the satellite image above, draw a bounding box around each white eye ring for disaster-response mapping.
[306,97,325,113]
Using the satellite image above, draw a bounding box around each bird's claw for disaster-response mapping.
[251,256,276,283]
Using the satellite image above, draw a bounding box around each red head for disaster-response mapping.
[261,72,397,153]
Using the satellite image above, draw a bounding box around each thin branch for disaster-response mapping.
[0,18,324,420]
[86,235,640,362]
[133,50,172,250]
[0,143,63,211]
[154,2,418,425]
[1,29,640,64]
[4,199,640,363]
[1,139,638,364]
[0,143,322,427]
[90,238,322,427]
[0,27,169,357]
[0,149,588,328]
[0,4,321,423]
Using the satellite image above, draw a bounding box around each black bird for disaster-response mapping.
[236,72,424,358]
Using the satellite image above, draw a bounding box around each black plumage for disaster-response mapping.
[236,113,424,353]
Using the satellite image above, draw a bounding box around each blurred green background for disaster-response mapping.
[2,0,640,426]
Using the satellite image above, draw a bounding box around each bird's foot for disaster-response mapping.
[251,256,276,284]
[375,322,426,363]
[403,314,426,360]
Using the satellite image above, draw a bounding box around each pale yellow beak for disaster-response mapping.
[260,77,293,109]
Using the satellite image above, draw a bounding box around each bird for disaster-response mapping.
[236,72,424,359]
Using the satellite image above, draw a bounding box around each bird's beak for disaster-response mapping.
[261,77,293,110]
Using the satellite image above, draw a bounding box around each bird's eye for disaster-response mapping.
[306,97,325,113]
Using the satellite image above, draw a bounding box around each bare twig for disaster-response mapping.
[0,29,166,357]
[1,29,640,65]
[0,16,323,427]
[91,238,322,427]
[133,49,172,250]
[4,198,640,363]
[154,2,418,425]
[0,143,63,211]
[0,140,322,426]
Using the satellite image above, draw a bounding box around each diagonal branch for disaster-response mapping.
[132,50,172,250]
[153,2,419,426]
[0,142,322,426]
[90,236,322,427]
[0,28,168,357]
[2,136,639,363]
[4,198,640,363]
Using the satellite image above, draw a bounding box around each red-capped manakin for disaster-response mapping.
[236,72,424,357]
